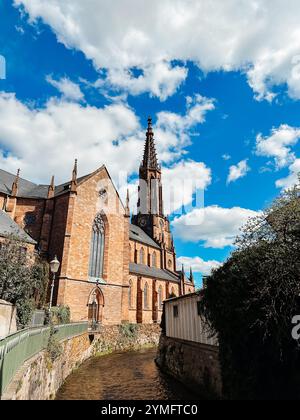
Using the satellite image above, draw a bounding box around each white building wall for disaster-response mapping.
[165,293,218,346]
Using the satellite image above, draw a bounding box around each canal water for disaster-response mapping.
[56,347,200,400]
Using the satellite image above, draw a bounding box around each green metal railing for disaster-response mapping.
[0,322,88,397]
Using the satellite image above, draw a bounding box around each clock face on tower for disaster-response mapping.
[139,216,147,227]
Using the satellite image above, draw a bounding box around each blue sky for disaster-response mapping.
[1,1,300,286]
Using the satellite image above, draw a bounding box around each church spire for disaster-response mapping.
[11,169,20,197]
[141,117,160,171]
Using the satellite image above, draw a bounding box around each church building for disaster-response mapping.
[0,118,194,325]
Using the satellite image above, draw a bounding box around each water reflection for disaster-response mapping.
[56,347,200,400]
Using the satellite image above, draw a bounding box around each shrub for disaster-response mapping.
[50,306,71,325]
[47,325,63,362]
[0,236,50,328]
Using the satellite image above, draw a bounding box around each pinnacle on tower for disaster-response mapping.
[11,169,20,197]
[48,175,55,199]
[71,159,78,193]
[125,189,130,217]
[190,267,194,284]
[141,117,161,171]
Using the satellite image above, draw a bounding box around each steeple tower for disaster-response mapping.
[132,118,176,276]
[137,117,163,216]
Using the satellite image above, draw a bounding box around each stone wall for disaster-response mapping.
[0,300,17,339]
[93,323,160,355]
[156,334,222,399]
[2,324,160,400]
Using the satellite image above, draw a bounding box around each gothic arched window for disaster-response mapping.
[158,286,163,309]
[152,252,157,268]
[144,282,149,309]
[88,214,105,279]
[140,248,145,265]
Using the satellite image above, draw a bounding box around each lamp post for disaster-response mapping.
[49,256,60,312]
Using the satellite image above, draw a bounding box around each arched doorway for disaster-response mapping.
[88,287,104,328]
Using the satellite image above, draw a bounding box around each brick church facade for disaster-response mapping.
[0,118,194,325]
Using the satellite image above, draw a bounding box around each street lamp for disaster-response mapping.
[49,256,60,311]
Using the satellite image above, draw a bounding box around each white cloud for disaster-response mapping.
[177,256,222,276]
[119,159,212,216]
[0,92,141,184]
[0,92,213,190]
[96,61,188,101]
[276,158,300,190]
[163,160,211,214]
[14,0,300,100]
[256,124,300,168]
[222,154,231,161]
[227,159,250,184]
[46,76,84,102]
[172,205,260,248]
[154,95,215,162]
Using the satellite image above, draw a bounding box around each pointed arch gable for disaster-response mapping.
[87,286,105,324]
[77,165,126,214]
[87,286,105,307]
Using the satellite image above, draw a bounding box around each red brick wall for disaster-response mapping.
[54,168,130,324]
[128,274,180,324]
[14,198,45,242]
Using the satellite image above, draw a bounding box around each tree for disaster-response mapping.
[200,182,300,400]
[0,236,49,328]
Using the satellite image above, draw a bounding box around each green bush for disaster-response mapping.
[47,325,63,362]
[50,306,71,325]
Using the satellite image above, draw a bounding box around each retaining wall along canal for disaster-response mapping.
[156,334,222,399]
[2,324,160,400]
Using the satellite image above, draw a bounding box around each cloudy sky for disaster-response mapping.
[1,0,300,285]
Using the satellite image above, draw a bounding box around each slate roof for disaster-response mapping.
[0,169,92,199]
[0,169,49,199]
[129,224,160,249]
[0,210,36,244]
[129,262,180,282]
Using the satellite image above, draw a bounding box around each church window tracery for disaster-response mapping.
[88,213,105,279]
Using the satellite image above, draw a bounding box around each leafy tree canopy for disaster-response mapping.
[200,182,300,400]
[0,236,49,328]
